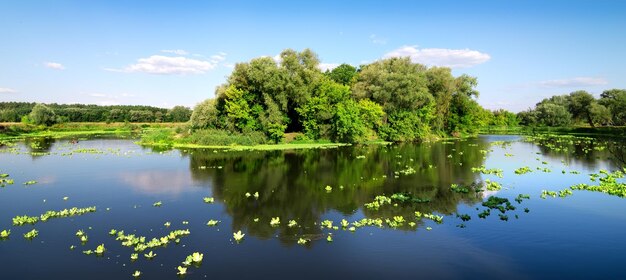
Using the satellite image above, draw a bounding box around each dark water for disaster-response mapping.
[0,135,625,279]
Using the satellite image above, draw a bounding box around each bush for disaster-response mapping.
[29,104,57,126]
[182,129,267,146]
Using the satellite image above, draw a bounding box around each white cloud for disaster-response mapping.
[318,63,340,72]
[88,93,107,97]
[109,55,218,75]
[223,63,235,69]
[161,49,189,55]
[538,77,608,88]
[370,34,387,45]
[383,45,491,68]
[0,87,17,93]
[45,62,65,70]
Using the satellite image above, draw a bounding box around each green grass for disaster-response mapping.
[480,125,626,137]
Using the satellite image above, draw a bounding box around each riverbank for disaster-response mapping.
[479,126,626,138]
[0,122,185,141]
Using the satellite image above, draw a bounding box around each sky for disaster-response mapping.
[1,0,625,112]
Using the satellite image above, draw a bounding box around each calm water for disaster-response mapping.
[0,135,625,279]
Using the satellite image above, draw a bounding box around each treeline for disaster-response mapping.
[518,89,626,127]
[190,48,516,143]
[0,102,192,124]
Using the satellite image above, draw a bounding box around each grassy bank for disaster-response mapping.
[0,122,186,141]
[479,126,626,137]
[137,128,352,151]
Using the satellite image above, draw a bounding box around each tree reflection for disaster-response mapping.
[184,138,490,244]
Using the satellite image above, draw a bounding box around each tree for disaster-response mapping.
[326,63,357,85]
[599,89,626,125]
[190,99,219,130]
[568,90,595,126]
[536,103,572,126]
[28,103,57,126]
[166,106,192,122]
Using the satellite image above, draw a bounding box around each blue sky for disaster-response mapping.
[1,0,625,112]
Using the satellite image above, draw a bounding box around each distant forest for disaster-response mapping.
[0,102,191,123]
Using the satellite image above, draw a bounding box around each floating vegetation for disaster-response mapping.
[457,214,471,222]
[540,190,557,199]
[320,220,333,229]
[152,201,162,207]
[132,271,141,278]
[206,220,220,226]
[203,197,215,203]
[484,179,502,191]
[326,234,333,242]
[569,169,626,197]
[538,167,552,173]
[364,195,392,210]
[482,196,515,213]
[297,238,309,245]
[270,217,281,227]
[233,230,245,242]
[499,214,509,221]
[144,251,157,259]
[0,173,14,187]
[395,166,416,176]
[0,229,10,239]
[450,184,469,193]
[12,206,97,226]
[478,209,490,219]
[325,185,332,192]
[389,193,431,204]
[24,229,38,239]
[23,180,37,185]
[515,194,531,203]
[288,220,298,228]
[514,166,532,175]
[471,165,504,178]
[112,229,190,252]
[130,253,139,261]
[177,266,187,275]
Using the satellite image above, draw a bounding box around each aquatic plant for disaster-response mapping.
[13,206,96,226]
[326,234,333,242]
[297,238,309,245]
[109,229,117,235]
[206,220,220,226]
[498,214,509,221]
[515,194,531,204]
[364,195,392,210]
[321,220,333,229]
[270,217,280,226]
[253,192,259,199]
[24,229,38,239]
[514,166,532,175]
[287,220,298,228]
[132,271,141,278]
[484,179,502,191]
[191,252,203,263]
[457,214,471,222]
[325,185,332,192]
[203,197,214,203]
[423,213,443,224]
[233,230,245,242]
[23,180,37,185]
[94,244,106,255]
[471,165,504,178]
[478,209,490,219]
[152,201,162,207]
[482,196,515,213]
[177,266,187,275]
[341,219,349,228]
[164,222,171,228]
[450,184,469,193]
[130,253,138,261]
[0,229,10,239]
[144,251,157,259]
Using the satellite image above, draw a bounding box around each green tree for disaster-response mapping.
[536,103,572,126]
[166,106,192,122]
[28,103,57,126]
[599,89,626,125]
[326,63,357,85]
[190,99,219,130]
[568,90,596,126]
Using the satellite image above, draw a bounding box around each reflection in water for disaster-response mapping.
[183,138,491,243]
[119,170,196,195]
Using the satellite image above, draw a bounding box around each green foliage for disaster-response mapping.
[325,63,357,85]
[29,103,57,126]
[166,106,192,122]
[599,89,626,125]
[182,129,267,146]
[190,99,219,130]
